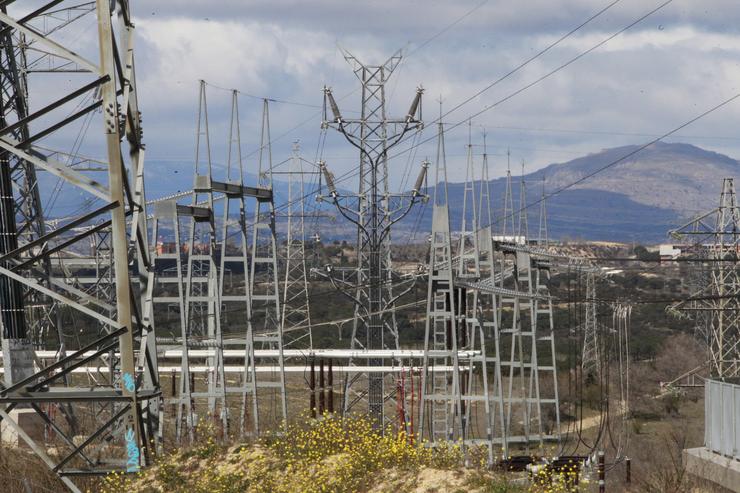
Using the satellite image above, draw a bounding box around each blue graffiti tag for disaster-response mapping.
[125,427,140,473]
[122,372,136,393]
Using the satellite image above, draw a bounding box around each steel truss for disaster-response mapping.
[248,99,287,431]
[455,125,495,462]
[580,270,602,378]
[321,49,426,428]
[0,2,159,491]
[280,142,312,350]
[670,178,740,378]
[496,243,561,450]
[150,87,281,440]
[420,120,463,445]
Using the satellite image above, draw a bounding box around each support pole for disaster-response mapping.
[327,358,334,414]
[319,358,325,414]
[310,358,316,418]
[598,451,605,493]
[625,457,631,484]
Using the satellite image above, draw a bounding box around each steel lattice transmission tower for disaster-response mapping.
[0,4,36,383]
[281,142,313,349]
[0,2,160,490]
[517,161,529,240]
[537,176,548,245]
[321,48,426,427]
[249,100,288,430]
[501,150,515,237]
[420,119,462,444]
[670,178,740,378]
[581,270,600,377]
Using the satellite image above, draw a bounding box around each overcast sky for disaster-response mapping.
[127,0,740,190]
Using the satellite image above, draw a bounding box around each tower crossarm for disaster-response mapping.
[193,175,272,200]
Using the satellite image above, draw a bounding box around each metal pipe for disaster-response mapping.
[409,368,415,444]
[598,451,605,493]
[170,369,176,416]
[318,358,325,414]
[327,358,334,414]
[625,457,631,484]
[309,358,316,418]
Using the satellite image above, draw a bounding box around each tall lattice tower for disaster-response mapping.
[581,270,600,377]
[281,142,313,349]
[670,178,740,378]
[0,2,160,488]
[537,176,549,246]
[249,100,288,429]
[517,161,529,240]
[420,119,463,444]
[321,49,425,427]
[501,150,515,237]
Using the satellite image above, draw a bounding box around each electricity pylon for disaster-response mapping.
[321,49,426,428]
[517,161,529,240]
[581,270,600,377]
[496,242,561,448]
[537,176,549,245]
[456,124,495,463]
[420,119,463,444]
[281,142,313,349]
[476,131,508,459]
[670,178,740,378]
[249,100,287,430]
[0,2,159,490]
[501,150,515,237]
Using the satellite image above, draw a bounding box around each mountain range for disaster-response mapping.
[42,142,739,243]
[410,142,739,243]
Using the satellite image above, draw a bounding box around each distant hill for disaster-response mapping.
[39,142,740,243]
[407,142,739,243]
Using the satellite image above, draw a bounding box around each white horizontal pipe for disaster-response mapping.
[1,349,480,360]
[0,365,465,374]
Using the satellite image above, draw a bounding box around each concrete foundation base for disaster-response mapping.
[1,408,45,448]
[684,447,740,493]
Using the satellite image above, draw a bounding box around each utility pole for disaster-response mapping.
[321,48,425,428]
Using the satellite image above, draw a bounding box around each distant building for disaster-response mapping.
[491,235,527,245]
[659,244,681,260]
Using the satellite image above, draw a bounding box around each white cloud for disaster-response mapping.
[119,0,740,188]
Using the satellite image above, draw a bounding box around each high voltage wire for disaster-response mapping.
[261,0,674,224]
[200,0,503,166]
[389,0,672,160]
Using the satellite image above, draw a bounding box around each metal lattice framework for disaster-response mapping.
[456,126,495,462]
[670,178,740,378]
[321,49,426,427]
[280,142,313,350]
[248,99,287,430]
[0,2,159,490]
[420,120,462,444]
[581,270,600,377]
[497,242,561,449]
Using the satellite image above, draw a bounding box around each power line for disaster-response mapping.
[494,91,740,231]
[390,0,673,160]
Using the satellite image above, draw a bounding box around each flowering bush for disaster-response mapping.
[100,413,464,493]
[99,414,584,493]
